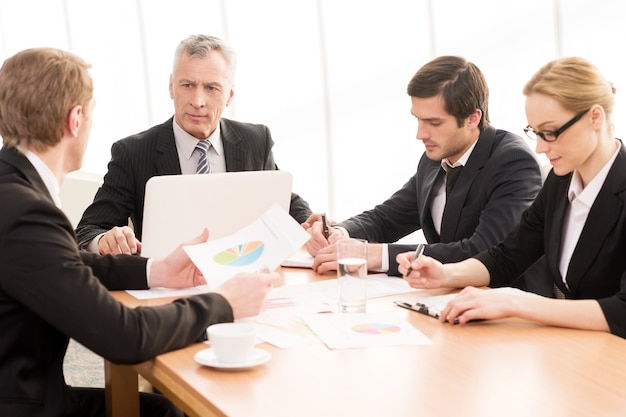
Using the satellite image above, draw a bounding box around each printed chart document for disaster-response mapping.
[301,311,432,349]
[126,204,310,299]
[242,276,417,348]
[303,275,416,306]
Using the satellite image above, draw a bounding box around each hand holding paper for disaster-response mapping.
[183,204,310,288]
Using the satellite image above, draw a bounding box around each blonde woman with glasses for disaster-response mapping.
[397,57,626,339]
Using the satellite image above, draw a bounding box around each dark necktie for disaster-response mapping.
[195,140,211,174]
[445,165,463,195]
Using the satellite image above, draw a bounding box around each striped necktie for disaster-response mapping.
[195,140,211,174]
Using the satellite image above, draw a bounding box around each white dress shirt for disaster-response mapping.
[22,149,63,209]
[173,119,226,174]
[430,138,478,236]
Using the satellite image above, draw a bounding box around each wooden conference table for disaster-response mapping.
[105,267,626,417]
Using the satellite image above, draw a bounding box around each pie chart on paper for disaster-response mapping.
[213,241,265,266]
[351,323,402,335]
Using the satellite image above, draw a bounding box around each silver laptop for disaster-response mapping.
[140,171,292,259]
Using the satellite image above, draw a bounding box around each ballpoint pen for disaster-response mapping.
[321,213,330,240]
[404,243,425,278]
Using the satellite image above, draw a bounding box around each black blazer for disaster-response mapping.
[477,143,626,338]
[76,117,312,247]
[337,126,543,275]
[0,146,233,417]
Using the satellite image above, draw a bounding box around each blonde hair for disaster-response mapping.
[523,57,616,134]
[0,47,93,151]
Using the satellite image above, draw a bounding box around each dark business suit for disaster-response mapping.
[338,125,543,275]
[476,143,626,339]
[76,117,312,248]
[0,146,233,417]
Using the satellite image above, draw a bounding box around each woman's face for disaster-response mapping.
[525,93,598,178]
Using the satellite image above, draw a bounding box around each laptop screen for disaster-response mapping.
[140,171,292,259]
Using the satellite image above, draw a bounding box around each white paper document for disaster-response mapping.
[241,284,330,348]
[239,276,416,349]
[280,250,314,268]
[129,276,422,348]
[126,285,212,300]
[127,204,310,299]
[304,275,416,307]
[301,311,432,349]
[182,203,310,288]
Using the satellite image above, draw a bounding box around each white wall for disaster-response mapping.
[1,0,625,223]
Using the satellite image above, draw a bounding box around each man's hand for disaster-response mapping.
[314,241,382,274]
[304,214,343,257]
[301,213,325,231]
[215,270,282,319]
[98,226,141,255]
[149,229,210,288]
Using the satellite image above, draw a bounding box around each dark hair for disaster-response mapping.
[407,56,489,130]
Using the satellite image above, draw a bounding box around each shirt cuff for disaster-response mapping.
[334,226,350,237]
[146,259,153,287]
[86,233,105,253]
[380,244,390,272]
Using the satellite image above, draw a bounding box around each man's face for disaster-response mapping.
[410,95,477,164]
[169,52,234,139]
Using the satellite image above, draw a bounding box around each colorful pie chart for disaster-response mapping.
[351,323,401,335]
[213,241,265,266]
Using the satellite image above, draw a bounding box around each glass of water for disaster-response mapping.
[337,238,368,313]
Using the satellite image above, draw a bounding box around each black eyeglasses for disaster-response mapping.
[524,108,590,142]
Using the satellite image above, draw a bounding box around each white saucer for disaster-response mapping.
[194,347,271,370]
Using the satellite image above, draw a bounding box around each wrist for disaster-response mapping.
[148,259,162,287]
[444,263,467,288]
[367,243,383,270]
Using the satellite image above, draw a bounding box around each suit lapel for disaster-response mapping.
[544,174,571,293]
[440,126,496,241]
[220,119,247,171]
[155,118,184,175]
[565,147,626,293]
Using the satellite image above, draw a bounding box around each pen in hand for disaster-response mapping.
[404,243,425,278]
[321,213,330,240]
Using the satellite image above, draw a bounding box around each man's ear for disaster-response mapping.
[226,87,234,106]
[66,105,83,137]
[466,109,482,129]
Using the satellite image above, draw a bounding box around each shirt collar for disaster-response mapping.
[441,135,479,171]
[21,149,62,208]
[173,119,224,159]
[567,141,620,205]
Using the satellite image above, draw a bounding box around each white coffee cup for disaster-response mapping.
[207,322,257,363]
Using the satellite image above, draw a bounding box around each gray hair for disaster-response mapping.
[173,34,237,83]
